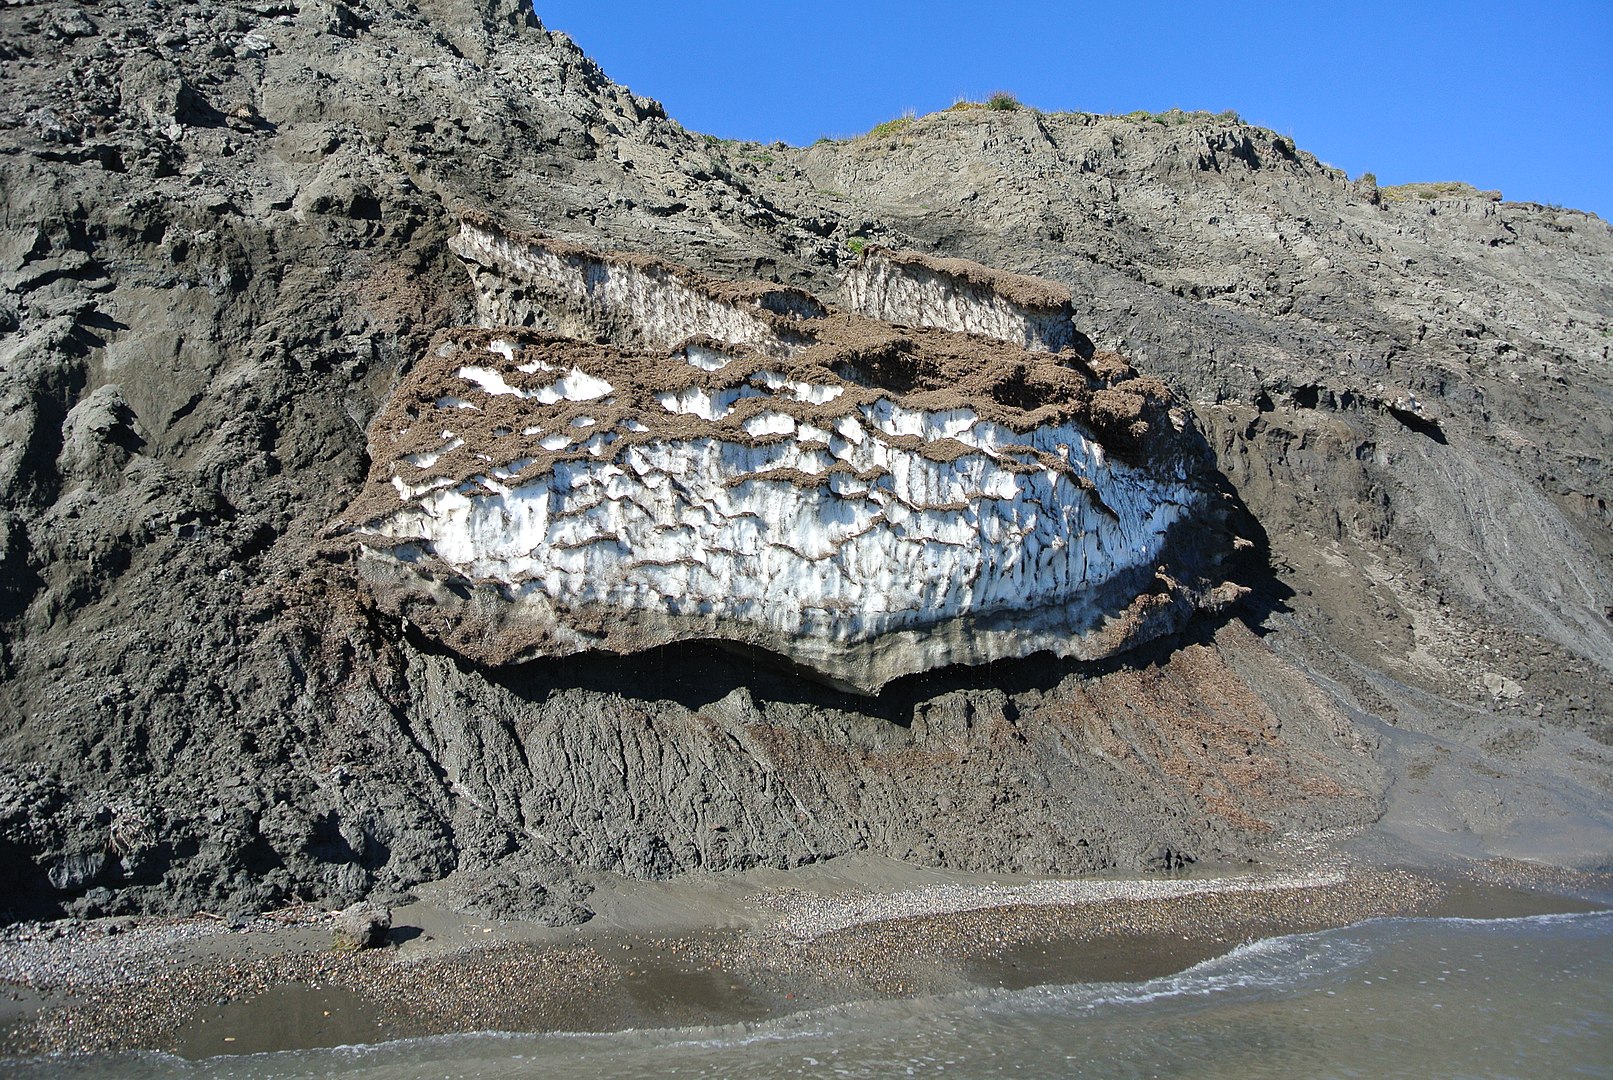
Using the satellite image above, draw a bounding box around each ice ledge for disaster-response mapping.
[357,542,1244,695]
[332,224,1244,693]
[843,245,1094,356]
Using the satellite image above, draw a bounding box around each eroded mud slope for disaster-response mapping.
[0,0,1608,921]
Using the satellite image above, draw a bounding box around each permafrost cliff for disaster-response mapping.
[0,0,1609,922]
[342,220,1240,692]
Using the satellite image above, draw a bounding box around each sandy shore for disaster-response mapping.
[1,856,1607,1060]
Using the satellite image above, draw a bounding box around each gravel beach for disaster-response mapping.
[3,858,1604,1060]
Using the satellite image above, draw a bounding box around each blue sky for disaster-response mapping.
[535,1,1613,218]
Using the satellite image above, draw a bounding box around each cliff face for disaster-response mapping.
[0,0,1608,921]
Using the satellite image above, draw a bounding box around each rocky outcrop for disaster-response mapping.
[340,226,1240,691]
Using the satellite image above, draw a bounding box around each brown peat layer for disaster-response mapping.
[1,858,1606,1059]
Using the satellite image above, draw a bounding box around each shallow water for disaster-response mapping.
[11,910,1612,1079]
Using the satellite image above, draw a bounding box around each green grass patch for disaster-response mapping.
[866,110,916,138]
[946,93,1023,113]
[1381,181,1500,202]
[1118,107,1242,127]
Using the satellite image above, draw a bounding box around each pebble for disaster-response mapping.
[752,863,1356,941]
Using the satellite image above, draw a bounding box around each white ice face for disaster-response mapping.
[458,364,613,403]
[355,224,1222,689]
[451,226,800,356]
[843,253,1077,353]
[681,343,737,371]
[369,345,1194,647]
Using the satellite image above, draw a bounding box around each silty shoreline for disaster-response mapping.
[3,856,1607,1061]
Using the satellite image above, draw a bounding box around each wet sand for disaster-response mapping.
[1,858,1606,1061]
